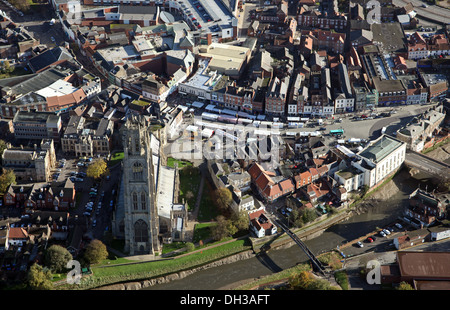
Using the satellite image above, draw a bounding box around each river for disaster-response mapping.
[143,169,436,290]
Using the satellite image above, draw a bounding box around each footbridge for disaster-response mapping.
[274,220,327,275]
[404,150,450,181]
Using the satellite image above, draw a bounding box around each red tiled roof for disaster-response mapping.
[8,227,28,239]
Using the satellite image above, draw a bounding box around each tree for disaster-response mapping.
[27,263,53,290]
[289,271,313,290]
[0,169,16,194]
[0,139,6,164]
[211,215,237,241]
[230,210,249,232]
[302,208,318,224]
[44,245,73,273]
[1,60,13,74]
[86,159,109,180]
[185,190,194,201]
[83,239,108,264]
[185,242,195,252]
[215,187,233,212]
[397,281,414,290]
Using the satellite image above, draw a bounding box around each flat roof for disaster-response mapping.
[371,22,406,53]
[397,251,450,279]
[359,134,404,163]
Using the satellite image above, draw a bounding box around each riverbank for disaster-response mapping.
[73,155,446,291]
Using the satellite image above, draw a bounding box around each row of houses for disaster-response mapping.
[2,178,76,211]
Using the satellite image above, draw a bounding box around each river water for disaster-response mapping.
[144,172,436,290]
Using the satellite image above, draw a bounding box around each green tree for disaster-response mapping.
[1,60,13,74]
[83,239,108,264]
[289,271,313,290]
[0,139,6,164]
[215,187,233,212]
[211,215,237,241]
[230,210,249,231]
[44,245,73,273]
[302,208,318,224]
[86,159,109,180]
[27,263,53,290]
[185,242,195,252]
[397,281,414,290]
[0,169,16,194]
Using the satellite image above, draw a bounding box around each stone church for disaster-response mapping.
[112,114,189,256]
[120,115,161,255]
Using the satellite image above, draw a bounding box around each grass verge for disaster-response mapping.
[57,238,251,290]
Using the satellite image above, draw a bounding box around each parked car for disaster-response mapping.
[356,241,364,248]
[383,229,391,235]
[366,237,374,243]
[92,220,97,227]
[379,231,386,237]
[395,223,403,229]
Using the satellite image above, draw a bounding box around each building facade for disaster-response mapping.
[120,115,160,255]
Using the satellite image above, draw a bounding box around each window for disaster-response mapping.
[133,162,144,180]
[134,219,148,243]
[135,137,140,153]
[141,192,146,210]
[132,192,138,210]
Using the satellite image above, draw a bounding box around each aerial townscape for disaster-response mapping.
[0,0,449,296]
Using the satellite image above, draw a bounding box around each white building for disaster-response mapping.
[178,58,223,101]
[356,135,406,187]
[334,166,365,192]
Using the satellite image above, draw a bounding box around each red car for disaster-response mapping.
[366,237,374,243]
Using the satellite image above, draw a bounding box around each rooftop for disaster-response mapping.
[359,135,404,163]
[397,251,450,279]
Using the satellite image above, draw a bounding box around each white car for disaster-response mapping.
[380,231,386,237]
[383,229,391,235]
[395,223,403,229]
[356,241,364,248]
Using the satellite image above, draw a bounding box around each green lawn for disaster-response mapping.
[66,239,252,289]
[192,222,216,243]
[197,180,218,222]
[178,167,201,211]
[109,151,124,167]
[0,65,31,80]
[167,157,193,169]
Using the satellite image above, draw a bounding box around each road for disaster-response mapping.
[392,0,450,25]
[404,150,450,179]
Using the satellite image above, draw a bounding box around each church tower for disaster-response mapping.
[121,115,160,255]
